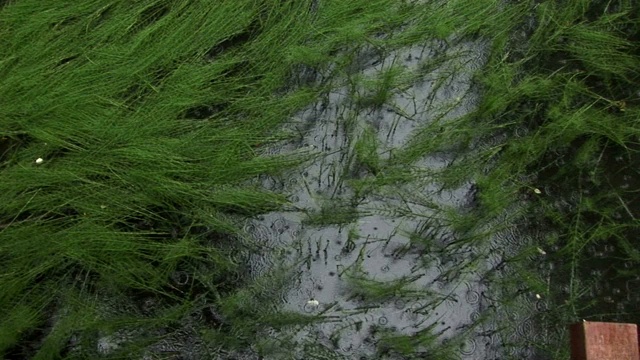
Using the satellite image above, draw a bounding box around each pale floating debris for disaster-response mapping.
[537,247,547,255]
[35,158,44,164]
[100,205,107,209]
[535,294,542,300]
[306,299,319,307]
[533,188,542,194]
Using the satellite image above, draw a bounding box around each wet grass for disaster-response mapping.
[2,0,640,358]
[379,0,640,357]
[0,0,427,358]
[333,0,639,358]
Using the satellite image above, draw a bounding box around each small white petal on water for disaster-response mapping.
[307,299,319,307]
[35,158,44,164]
[535,294,542,299]
[537,247,546,255]
[533,188,542,194]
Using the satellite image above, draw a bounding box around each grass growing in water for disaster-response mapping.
[386,0,640,357]
[2,0,639,358]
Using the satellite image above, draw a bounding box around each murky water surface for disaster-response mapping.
[244,40,547,359]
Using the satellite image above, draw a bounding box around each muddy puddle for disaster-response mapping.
[245,39,549,359]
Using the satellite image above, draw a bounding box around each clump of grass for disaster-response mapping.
[320,0,640,357]
[303,201,360,227]
[353,65,406,109]
[342,259,447,306]
[353,124,381,174]
[374,322,458,360]
[345,272,425,303]
[0,0,434,357]
[394,0,640,356]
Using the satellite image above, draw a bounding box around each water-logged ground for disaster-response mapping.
[91,29,637,355]
[7,1,639,359]
[86,36,563,360]
[245,39,550,359]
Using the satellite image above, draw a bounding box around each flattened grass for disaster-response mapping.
[0,0,427,357]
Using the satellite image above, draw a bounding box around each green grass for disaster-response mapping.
[0,0,431,357]
[386,0,640,357]
[2,0,640,358]
[319,0,640,357]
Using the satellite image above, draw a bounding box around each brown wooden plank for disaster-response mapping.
[570,321,640,360]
